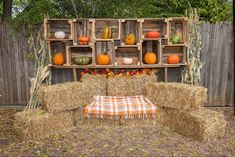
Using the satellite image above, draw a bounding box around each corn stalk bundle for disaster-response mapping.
[182,9,203,85]
[25,30,50,110]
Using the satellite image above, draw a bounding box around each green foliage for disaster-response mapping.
[11,0,232,30]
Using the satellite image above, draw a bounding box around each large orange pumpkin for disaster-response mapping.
[53,52,65,65]
[167,55,180,64]
[97,53,110,65]
[125,34,136,45]
[144,52,157,64]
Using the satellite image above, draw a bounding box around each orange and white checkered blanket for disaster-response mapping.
[83,95,158,119]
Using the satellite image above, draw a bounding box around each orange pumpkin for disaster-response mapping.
[167,55,180,64]
[144,52,157,64]
[97,53,110,65]
[53,52,65,65]
[78,36,89,45]
[125,34,136,45]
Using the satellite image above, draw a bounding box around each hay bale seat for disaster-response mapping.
[146,82,207,111]
[14,109,74,140]
[158,107,227,142]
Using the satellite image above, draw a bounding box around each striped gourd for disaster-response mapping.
[102,27,112,39]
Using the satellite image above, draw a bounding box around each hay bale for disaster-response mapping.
[14,109,74,140]
[81,74,107,96]
[158,107,227,142]
[107,76,134,96]
[146,82,207,111]
[37,82,95,113]
[133,73,157,95]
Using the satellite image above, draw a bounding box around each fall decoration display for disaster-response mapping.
[102,26,112,39]
[125,34,136,45]
[97,53,110,65]
[144,52,157,64]
[146,31,160,38]
[167,55,180,64]
[78,36,89,45]
[53,52,65,65]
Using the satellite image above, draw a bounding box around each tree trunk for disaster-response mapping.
[2,0,13,21]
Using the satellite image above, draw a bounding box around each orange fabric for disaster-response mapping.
[83,95,158,119]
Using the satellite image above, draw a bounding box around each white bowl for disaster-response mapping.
[54,31,66,39]
[123,57,133,65]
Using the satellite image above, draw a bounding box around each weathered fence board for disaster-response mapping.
[0,22,233,107]
[200,22,234,106]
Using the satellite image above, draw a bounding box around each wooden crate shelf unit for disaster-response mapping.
[162,45,187,65]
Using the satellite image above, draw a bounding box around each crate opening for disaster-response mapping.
[74,20,92,45]
[46,20,71,39]
[142,19,167,38]
[115,47,140,66]
[162,46,186,64]
[142,40,160,64]
[95,41,113,65]
[69,47,93,65]
[50,41,67,64]
[94,20,119,39]
[169,20,187,44]
[121,20,140,45]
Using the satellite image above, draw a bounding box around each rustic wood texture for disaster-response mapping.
[0,22,234,107]
[200,22,234,107]
[0,23,34,105]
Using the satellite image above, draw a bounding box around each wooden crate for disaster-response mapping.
[48,41,72,65]
[44,19,73,40]
[168,17,188,45]
[142,40,161,65]
[95,41,114,66]
[93,19,120,40]
[73,19,93,45]
[66,45,93,66]
[162,45,187,65]
[142,18,168,39]
[114,47,141,66]
[120,19,141,46]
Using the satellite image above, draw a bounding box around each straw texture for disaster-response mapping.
[14,109,74,140]
[158,107,227,142]
[37,82,95,113]
[146,82,207,111]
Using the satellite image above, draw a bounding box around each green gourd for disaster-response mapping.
[170,28,181,44]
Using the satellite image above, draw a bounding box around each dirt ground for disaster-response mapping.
[0,108,234,157]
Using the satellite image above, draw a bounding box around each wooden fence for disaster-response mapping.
[0,22,233,107]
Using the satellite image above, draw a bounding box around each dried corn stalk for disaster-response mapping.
[25,30,50,110]
[182,9,203,85]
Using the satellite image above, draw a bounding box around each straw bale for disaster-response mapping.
[107,76,134,96]
[146,82,207,111]
[14,109,74,140]
[133,73,157,95]
[37,82,95,113]
[81,74,107,96]
[158,107,227,142]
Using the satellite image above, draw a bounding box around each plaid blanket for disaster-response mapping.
[83,95,158,119]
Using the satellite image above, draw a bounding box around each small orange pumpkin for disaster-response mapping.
[125,34,136,45]
[53,52,65,65]
[144,52,157,64]
[167,55,180,64]
[97,53,110,65]
[78,36,89,45]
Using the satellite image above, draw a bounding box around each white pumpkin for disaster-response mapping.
[54,31,66,39]
[123,57,133,65]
